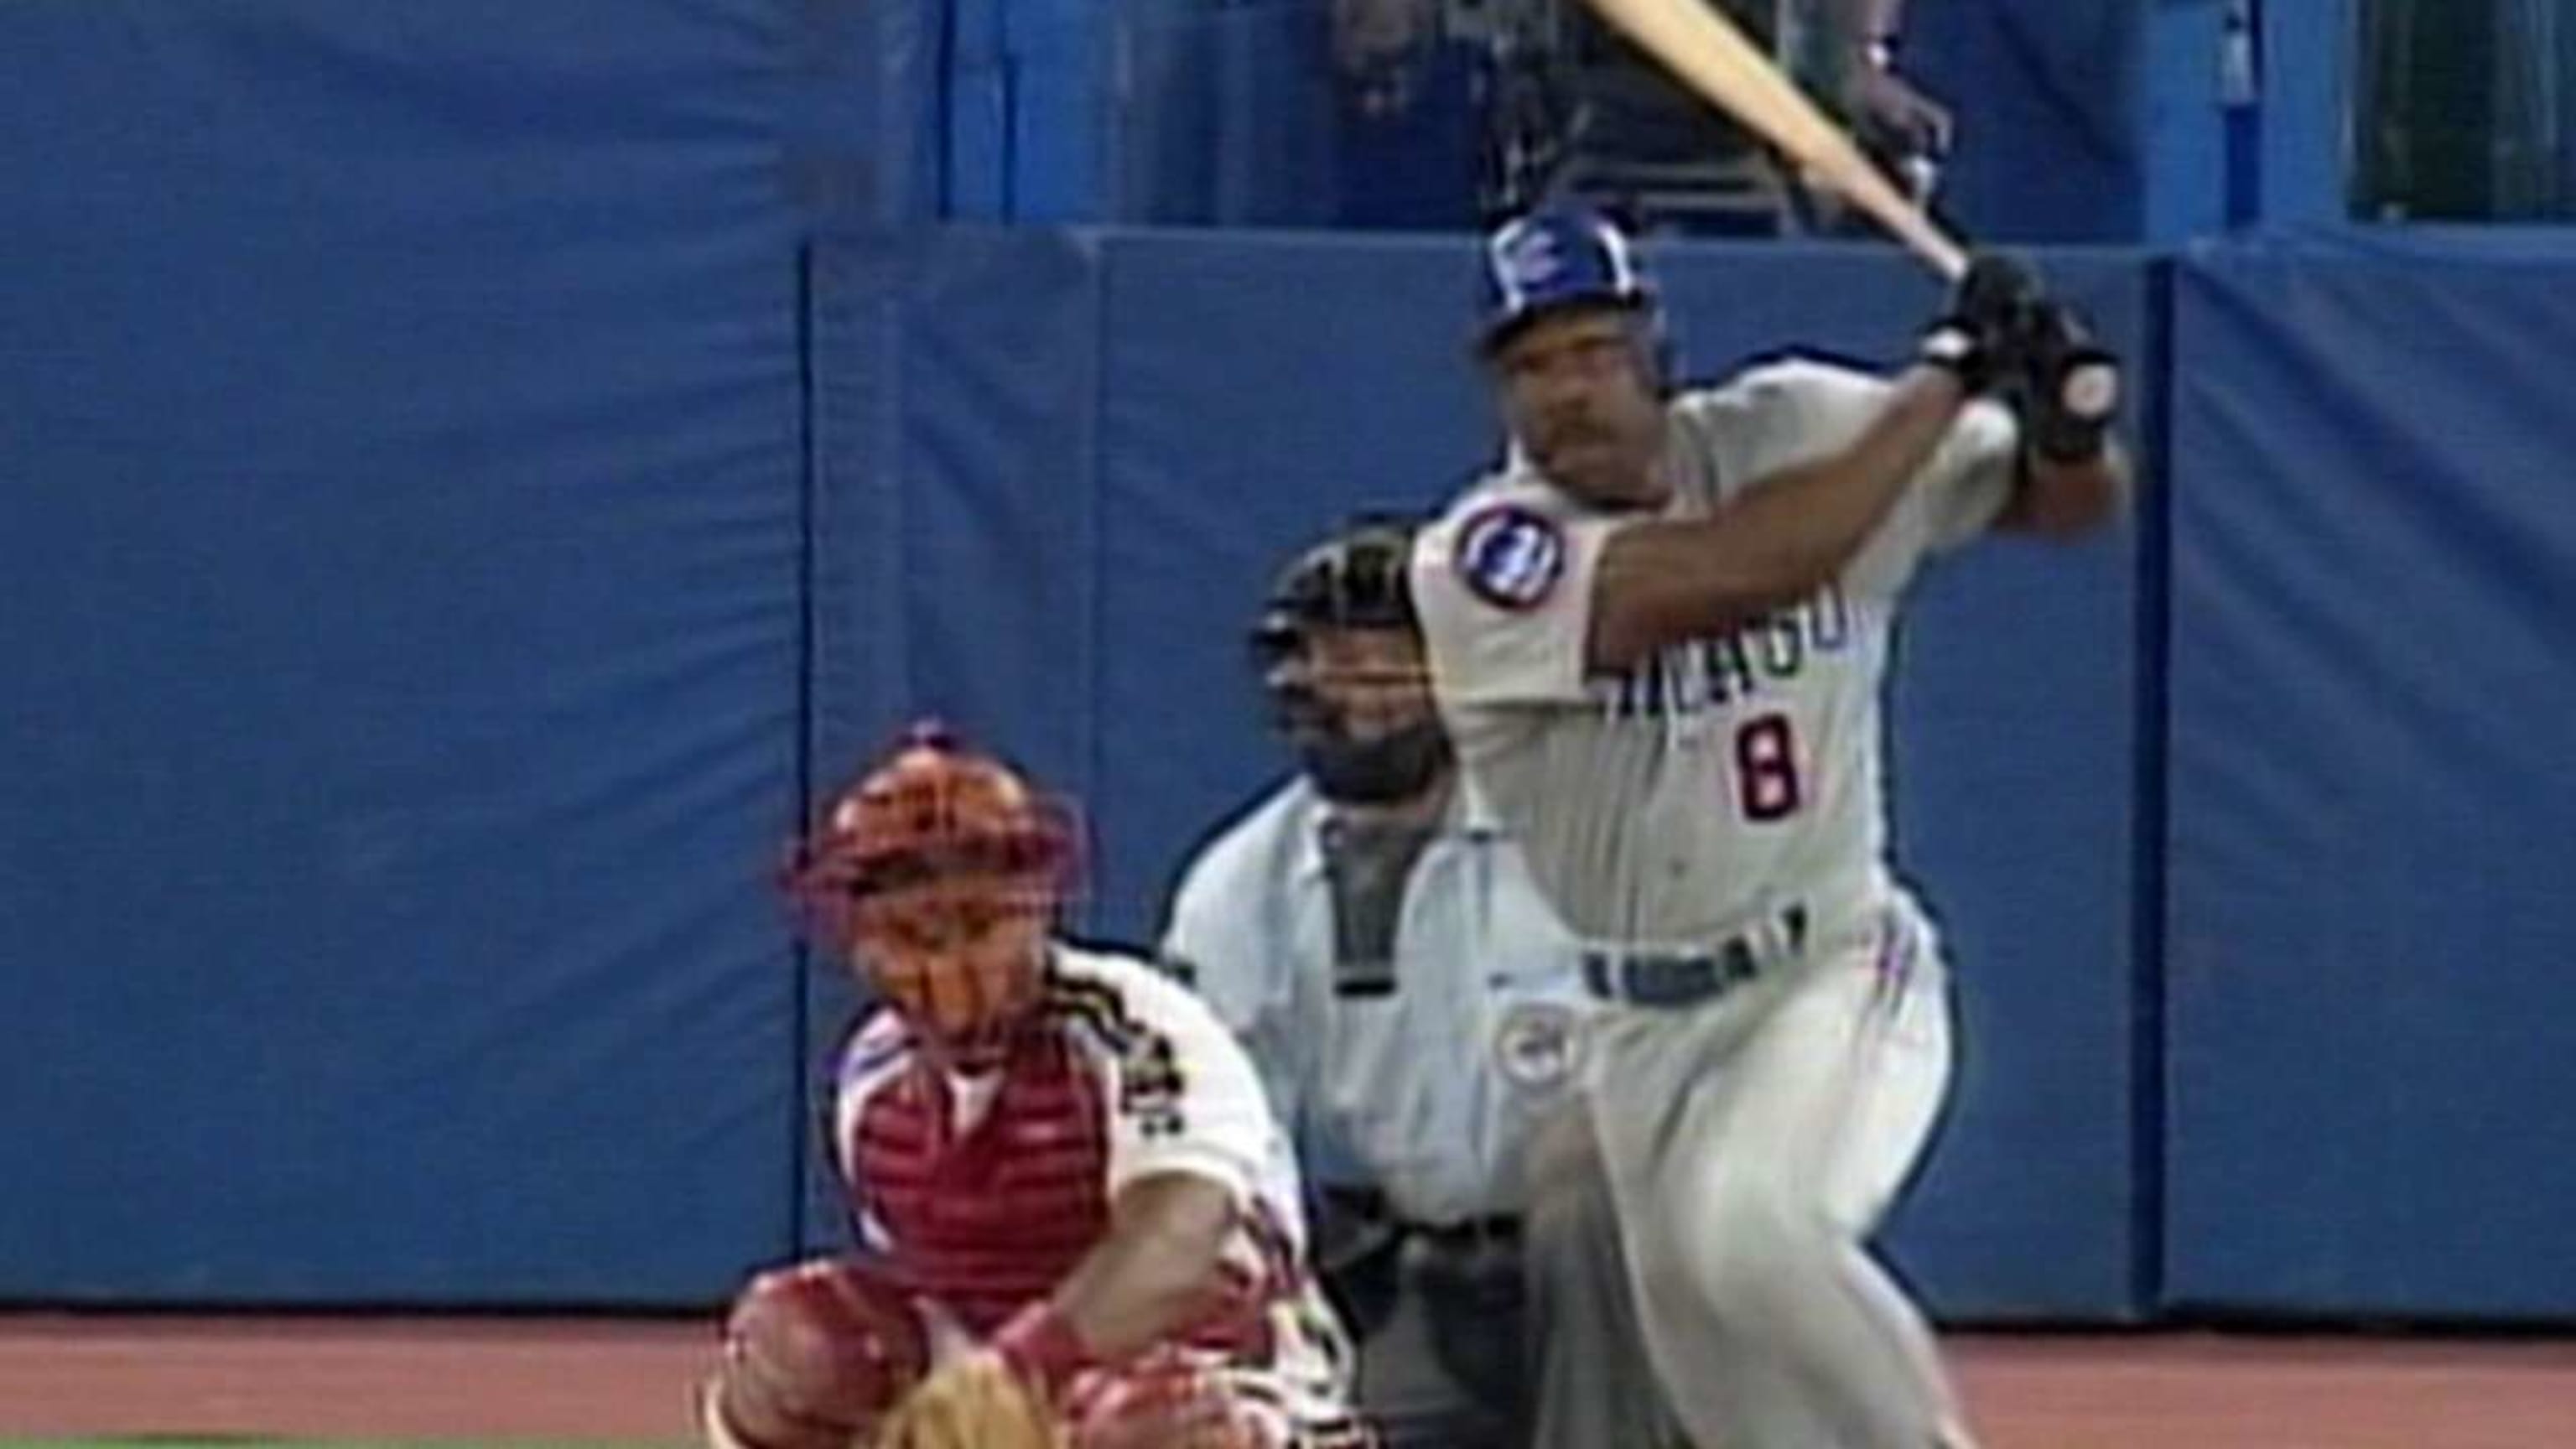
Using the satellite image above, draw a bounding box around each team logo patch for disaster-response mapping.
[1494,1000,1585,1093]
[1452,505,1566,611]
[1492,221,1567,307]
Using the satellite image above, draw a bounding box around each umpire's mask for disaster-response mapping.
[1252,518,1452,807]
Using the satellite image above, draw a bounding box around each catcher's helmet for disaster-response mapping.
[1477,205,1661,358]
[789,722,1074,1047]
[1251,517,1451,805]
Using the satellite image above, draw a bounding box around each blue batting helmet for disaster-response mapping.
[1476,206,1660,356]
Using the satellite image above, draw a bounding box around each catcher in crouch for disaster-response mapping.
[704,722,1375,1449]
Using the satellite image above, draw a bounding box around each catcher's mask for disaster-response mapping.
[789,723,1077,1049]
[1251,517,1452,806]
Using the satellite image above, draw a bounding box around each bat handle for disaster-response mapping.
[1900,213,1969,282]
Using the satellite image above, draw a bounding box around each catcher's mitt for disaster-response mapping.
[871,1353,1066,1449]
[716,1259,926,1449]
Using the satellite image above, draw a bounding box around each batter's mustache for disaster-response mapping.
[1538,414,1613,450]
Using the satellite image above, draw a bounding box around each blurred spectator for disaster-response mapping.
[1124,0,1959,233]
[1336,0,1441,113]
[1816,0,1954,190]
[2353,0,2576,221]
[1331,0,1490,227]
[1475,0,1954,234]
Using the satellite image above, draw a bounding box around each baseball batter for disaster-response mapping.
[704,724,1372,1449]
[1409,208,2126,1446]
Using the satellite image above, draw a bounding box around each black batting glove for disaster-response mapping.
[1918,252,2044,394]
[2017,302,2122,464]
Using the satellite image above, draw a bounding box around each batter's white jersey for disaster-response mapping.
[1161,777,1589,1227]
[1410,356,2018,947]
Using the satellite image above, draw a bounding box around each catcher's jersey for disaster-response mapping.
[834,943,1307,1243]
[1160,776,1589,1227]
[830,945,1358,1400]
[1410,357,2018,947]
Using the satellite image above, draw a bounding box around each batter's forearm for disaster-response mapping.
[1714,364,1966,581]
[1026,1172,1239,1365]
[1587,366,1966,669]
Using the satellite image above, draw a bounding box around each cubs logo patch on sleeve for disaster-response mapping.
[1452,504,1566,610]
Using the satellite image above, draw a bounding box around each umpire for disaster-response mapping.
[1160,517,1682,1449]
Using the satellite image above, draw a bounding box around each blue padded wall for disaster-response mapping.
[0,2,808,1303]
[2164,238,2576,1318]
[1089,233,1496,932]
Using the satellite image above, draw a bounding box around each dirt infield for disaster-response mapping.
[3,1315,2573,1446]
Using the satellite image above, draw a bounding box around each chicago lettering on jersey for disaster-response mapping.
[1595,584,1857,719]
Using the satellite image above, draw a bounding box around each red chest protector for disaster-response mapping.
[850,1029,1111,1335]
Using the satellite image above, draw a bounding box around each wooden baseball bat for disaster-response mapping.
[1575,0,1968,280]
